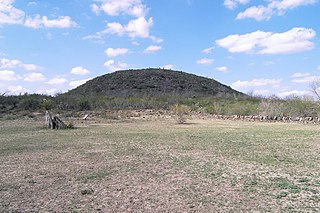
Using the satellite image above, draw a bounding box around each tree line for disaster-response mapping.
[1,93,320,120]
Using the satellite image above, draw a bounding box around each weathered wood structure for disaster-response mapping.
[45,110,67,129]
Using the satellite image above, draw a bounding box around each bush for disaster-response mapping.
[79,99,91,111]
[173,104,191,124]
[20,96,41,110]
[42,98,53,110]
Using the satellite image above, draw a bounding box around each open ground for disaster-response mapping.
[0,116,319,212]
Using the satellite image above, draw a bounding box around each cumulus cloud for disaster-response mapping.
[0,58,21,69]
[23,72,46,82]
[224,0,250,10]
[0,70,21,81]
[104,60,129,72]
[105,48,129,57]
[0,0,25,25]
[69,78,92,88]
[252,89,271,97]
[215,66,228,72]
[231,78,282,89]
[216,27,316,55]
[36,88,58,96]
[20,63,42,71]
[86,0,160,43]
[47,77,68,85]
[91,0,147,17]
[24,15,77,29]
[291,72,311,78]
[0,0,77,28]
[291,73,320,83]
[236,0,317,21]
[163,64,174,70]
[197,58,214,65]
[0,58,42,70]
[106,17,154,39]
[143,45,162,53]
[277,90,310,98]
[70,66,91,75]
[202,47,215,54]
[5,85,28,95]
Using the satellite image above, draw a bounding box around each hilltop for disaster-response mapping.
[64,68,245,98]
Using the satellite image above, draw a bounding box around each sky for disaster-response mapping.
[0,0,319,98]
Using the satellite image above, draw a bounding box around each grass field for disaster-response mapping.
[0,117,319,212]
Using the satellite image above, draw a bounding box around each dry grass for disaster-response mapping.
[0,118,319,212]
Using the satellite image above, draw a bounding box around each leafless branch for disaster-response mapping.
[310,80,320,101]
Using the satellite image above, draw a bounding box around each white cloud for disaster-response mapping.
[106,17,154,39]
[216,28,316,55]
[231,78,282,89]
[28,2,36,6]
[37,88,57,96]
[70,66,91,75]
[104,59,128,72]
[126,17,153,38]
[91,0,147,17]
[215,66,228,72]
[0,58,21,69]
[277,90,310,98]
[19,63,42,71]
[252,89,271,96]
[291,72,311,78]
[291,72,320,84]
[23,72,46,82]
[85,0,160,43]
[132,41,140,46]
[105,48,129,57]
[6,85,28,95]
[236,0,317,21]
[0,0,25,25]
[91,4,100,15]
[202,47,214,54]
[236,5,273,21]
[317,65,320,70]
[143,45,162,53]
[0,58,42,70]
[47,77,68,85]
[291,75,320,83]
[0,70,21,81]
[150,36,163,43]
[163,64,174,70]
[197,58,214,65]
[105,22,125,35]
[69,78,92,88]
[0,0,77,28]
[24,15,77,29]
[224,0,250,10]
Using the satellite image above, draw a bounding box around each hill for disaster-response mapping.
[64,68,245,98]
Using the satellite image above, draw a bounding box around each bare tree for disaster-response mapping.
[310,80,320,101]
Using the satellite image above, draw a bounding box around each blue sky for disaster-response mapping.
[0,0,319,98]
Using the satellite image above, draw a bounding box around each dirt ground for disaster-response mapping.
[0,116,319,212]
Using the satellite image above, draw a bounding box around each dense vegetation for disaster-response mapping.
[65,68,245,98]
[1,68,320,119]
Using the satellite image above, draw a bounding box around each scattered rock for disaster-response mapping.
[81,188,94,195]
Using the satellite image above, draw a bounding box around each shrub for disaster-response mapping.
[42,98,53,110]
[173,104,191,124]
[79,99,91,111]
[20,96,41,110]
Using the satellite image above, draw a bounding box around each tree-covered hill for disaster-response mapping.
[64,68,246,98]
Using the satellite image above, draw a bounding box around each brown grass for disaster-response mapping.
[0,118,319,212]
